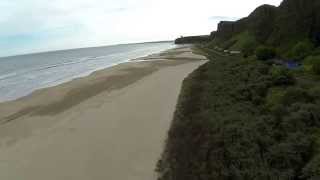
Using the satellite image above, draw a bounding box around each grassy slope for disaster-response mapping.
[157,48,320,180]
[211,0,320,56]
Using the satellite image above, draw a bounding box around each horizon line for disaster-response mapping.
[0,40,174,59]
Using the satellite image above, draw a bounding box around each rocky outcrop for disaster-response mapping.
[215,18,248,40]
[214,0,320,48]
[247,4,278,43]
[270,0,320,46]
[214,4,277,43]
[216,21,237,39]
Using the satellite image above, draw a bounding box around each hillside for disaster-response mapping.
[157,0,320,179]
[211,0,320,54]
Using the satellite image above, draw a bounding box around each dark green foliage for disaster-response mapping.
[160,0,320,179]
[304,56,320,74]
[312,48,320,56]
[266,0,320,50]
[287,41,314,60]
[220,39,237,50]
[312,61,320,75]
[242,40,258,58]
[271,66,295,85]
[255,46,277,60]
[280,88,313,105]
[157,48,320,180]
[212,0,320,56]
[302,155,320,179]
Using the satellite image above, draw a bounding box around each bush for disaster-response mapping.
[308,86,320,103]
[311,47,320,56]
[158,47,320,180]
[304,56,320,74]
[270,66,295,86]
[302,155,320,179]
[220,39,237,50]
[312,60,320,75]
[266,88,286,108]
[281,88,313,105]
[242,40,258,58]
[288,41,314,60]
[256,46,277,60]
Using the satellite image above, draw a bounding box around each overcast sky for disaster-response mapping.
[0,0,282,56]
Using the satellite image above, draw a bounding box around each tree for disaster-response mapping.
[288,41,314,60]
[256,46,277,60]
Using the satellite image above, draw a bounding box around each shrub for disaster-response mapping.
[158,47,320,180]
[266,88,286,108]
[311,47,320,56]
[242,40,258,58]
[281,88,312,105]
[312,60,320,75]
[304,56,320,74]
[270,66,295,86]
[255,46,277,60]
[288,41,314,61]
[220,39,237,50]
[302,155,320,179]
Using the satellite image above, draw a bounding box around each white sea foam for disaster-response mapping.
[0,42,175,102]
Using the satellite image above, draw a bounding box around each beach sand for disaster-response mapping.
[0,46,207,180]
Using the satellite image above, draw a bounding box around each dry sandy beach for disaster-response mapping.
[0,46,207,180]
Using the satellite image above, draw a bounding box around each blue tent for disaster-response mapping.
[285,61,300,69]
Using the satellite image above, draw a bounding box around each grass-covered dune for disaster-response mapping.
[157,48,320,180]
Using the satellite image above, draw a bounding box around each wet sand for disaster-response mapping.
[0,46,207,180]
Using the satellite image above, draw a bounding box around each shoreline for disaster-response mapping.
[0,42,176,103]
[0,46,207,180]
[0,45,201,106]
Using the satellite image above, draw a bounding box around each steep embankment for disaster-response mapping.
[158,0,320,179]
[211,0,320,53]
[158,49,320,180]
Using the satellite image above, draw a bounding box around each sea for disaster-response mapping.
[0,41,175,102]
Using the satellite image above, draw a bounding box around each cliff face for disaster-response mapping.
[216,18,248,40]
[216,21,240,40]
[215,4,277,43]
[214,0,320,49]
[270,0,320,46]
[247,4,278,43]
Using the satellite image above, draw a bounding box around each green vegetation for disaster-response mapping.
[207,0,320,55]
[304,56,320,74]
[242,39,259,57]
[312,61,320,75]
[164,0,320,179]
[255,46,277,60]
[270,66,295,86]
[287,41,314,61]
[157,47,320,180]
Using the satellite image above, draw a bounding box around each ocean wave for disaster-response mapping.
[0,72,18,80]
[0,42,175,102]
[0,55,113,81]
